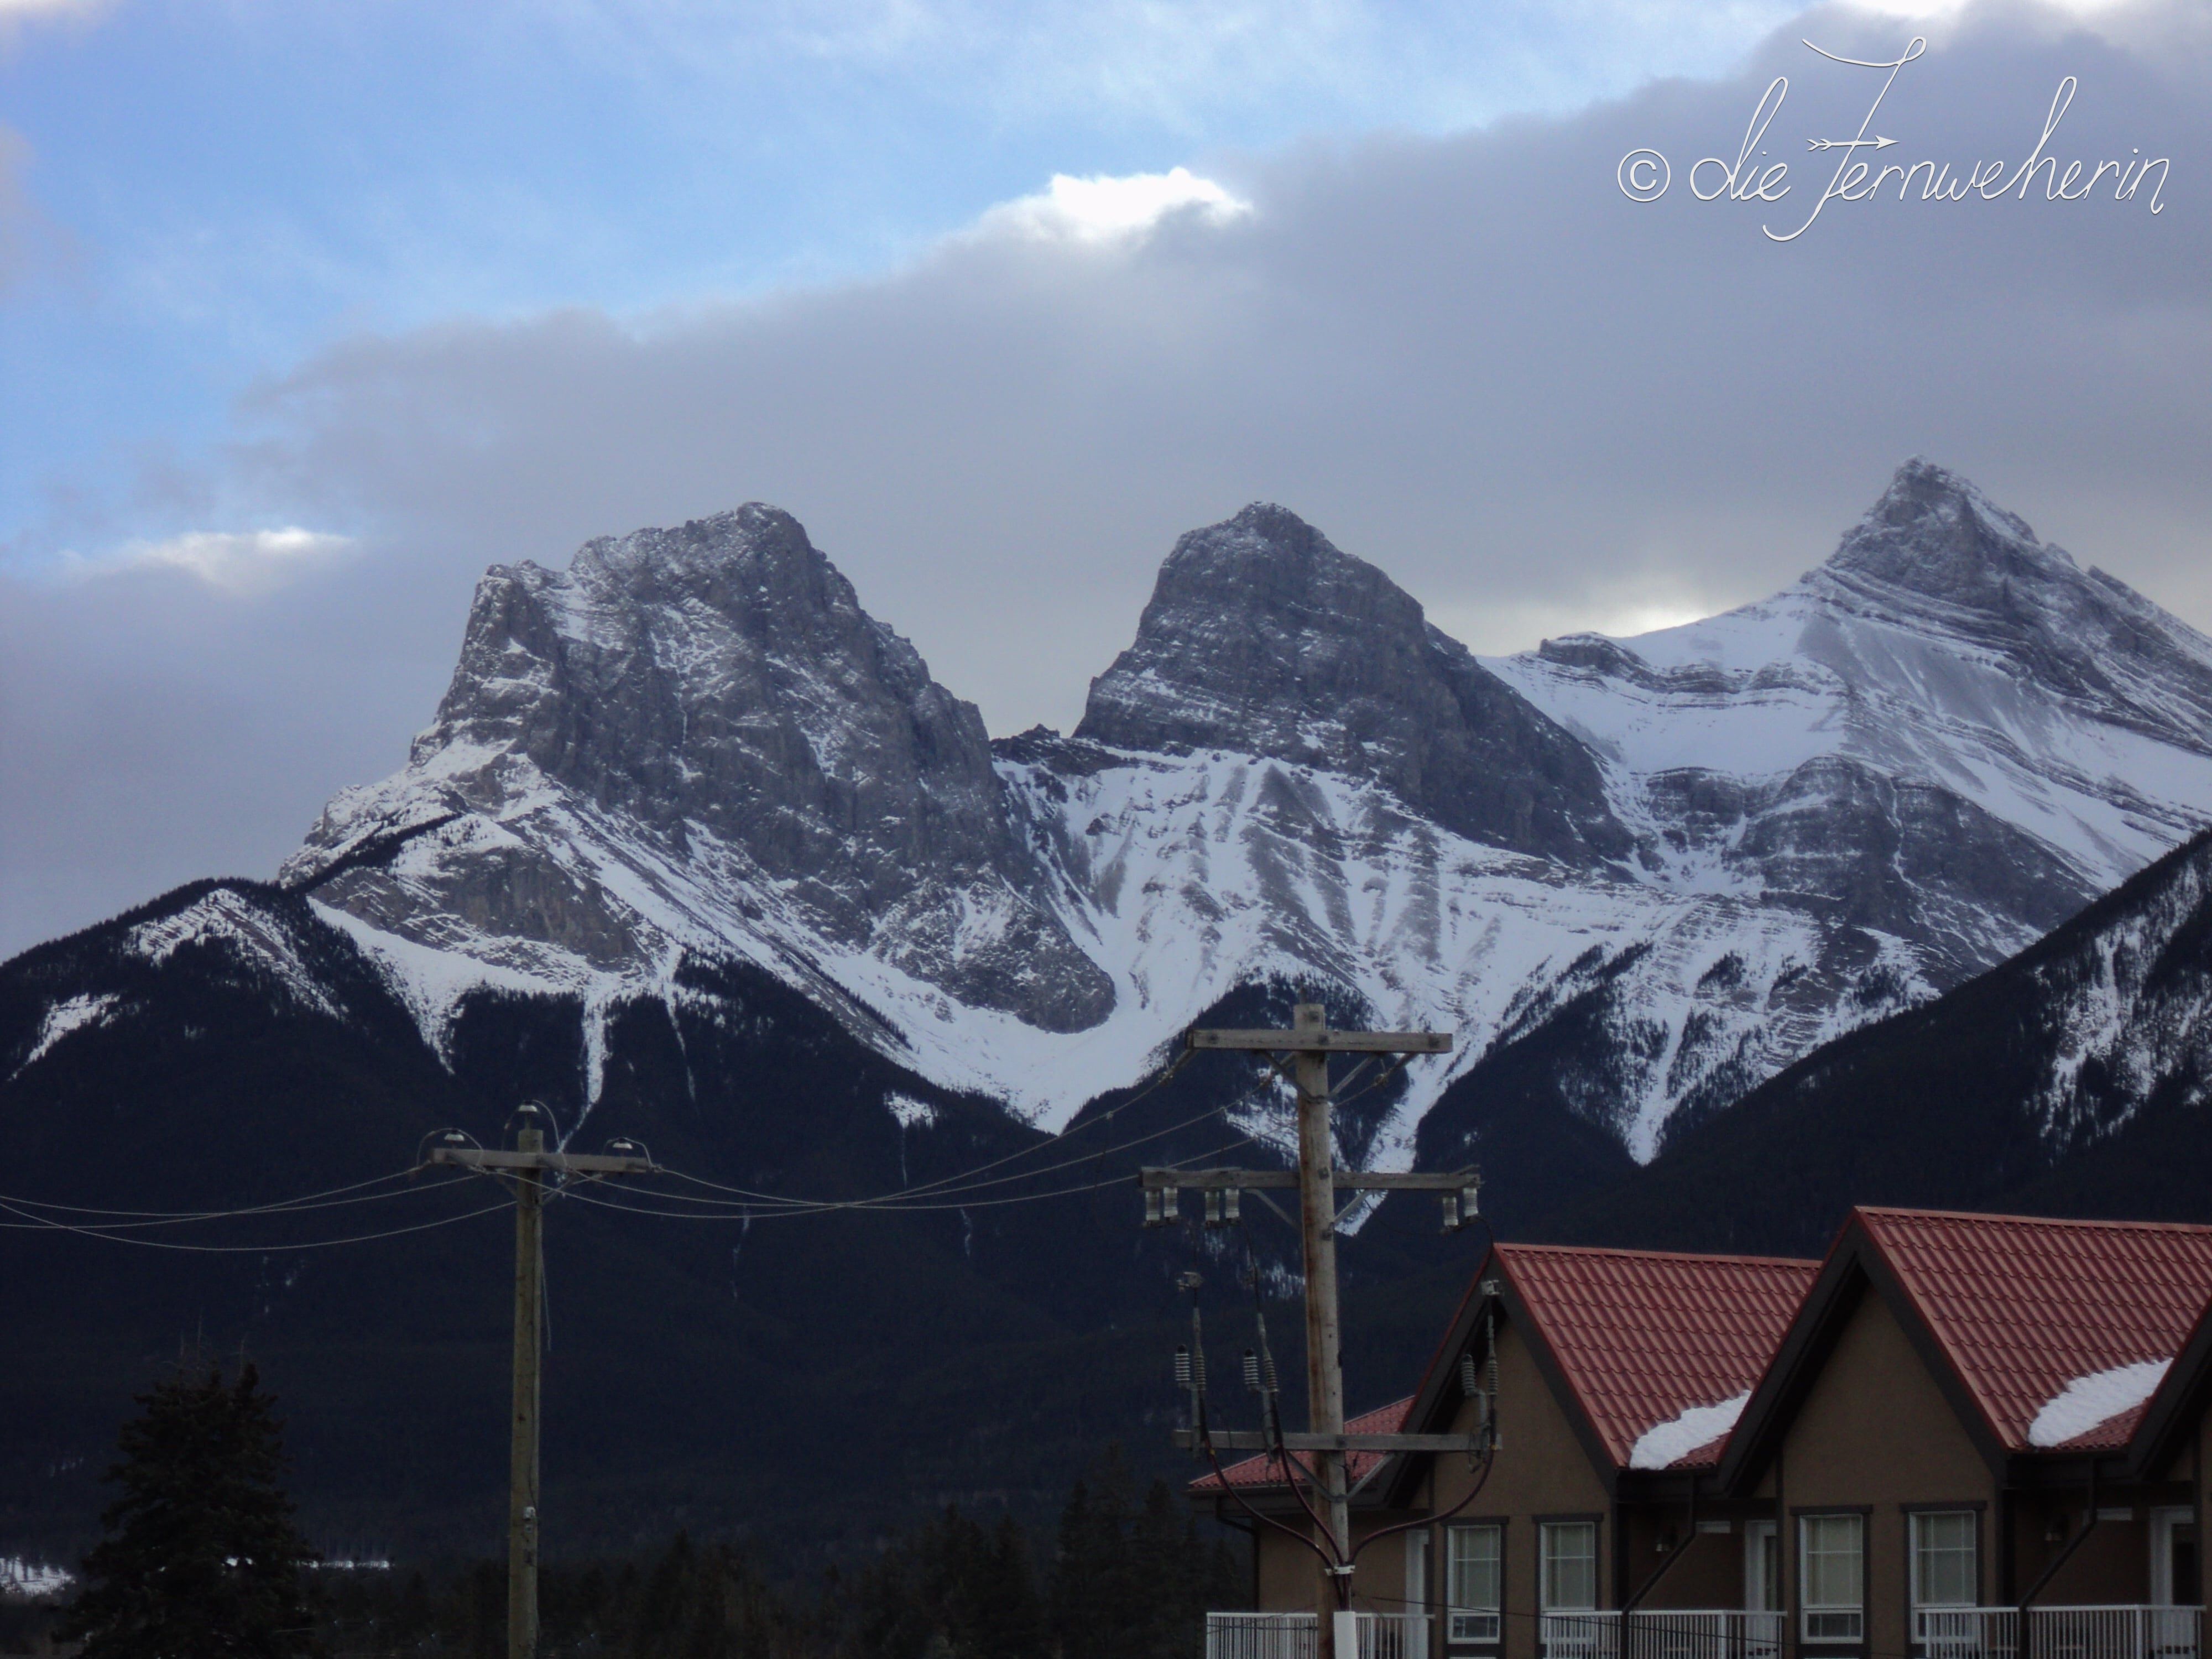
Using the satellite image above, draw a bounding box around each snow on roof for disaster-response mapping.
[1501,1244,1818,1471]
[1629,1389,1752,1471]
[2029,1358,2173,1449]
[1857,1208,2212,1453]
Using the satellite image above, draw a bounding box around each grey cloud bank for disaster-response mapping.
[5,0,2211,958]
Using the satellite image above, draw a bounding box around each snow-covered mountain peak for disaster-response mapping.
[1490,463,2212,942]
[1075,504,1631,865]
[284,504,1116,1041]
[1823,456,2055,594]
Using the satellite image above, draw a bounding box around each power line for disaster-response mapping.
[553,1135,1260,1223]
[0,1193,514,1253]
[652,1093,1256,1214]
[0,1173,476,1232]
[0,1166,425,1221]
[651,1044,1228,1211]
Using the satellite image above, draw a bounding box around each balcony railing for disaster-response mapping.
[1541,1611,1783,1659]
[1203,1612,1430,1659]
[1918,1607,2204,1659]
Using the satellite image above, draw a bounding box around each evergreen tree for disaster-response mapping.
[1050,1449,1142,1659]
[60,1360,321,1659]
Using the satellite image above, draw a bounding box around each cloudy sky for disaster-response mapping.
[2,0,2208,956]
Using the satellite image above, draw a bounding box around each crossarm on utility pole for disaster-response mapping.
[1187,1029,1452,1054]
[429,1148,658,1175]
[1173,1430,1486,1452]
[1139,1168,1478,1191]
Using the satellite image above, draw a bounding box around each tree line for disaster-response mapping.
[32,1361,1246,1659]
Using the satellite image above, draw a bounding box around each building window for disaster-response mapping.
[1447,1524,1501,1642]
[1911,1512,1977,1615]
[1542,1522,1599,1614]
[1746,1521,1779,1614]
[1801,1514,1864,1642]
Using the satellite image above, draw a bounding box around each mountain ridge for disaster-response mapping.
[11,461,2212,1558]
[22,460,2212,1162]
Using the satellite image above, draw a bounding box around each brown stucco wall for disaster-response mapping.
[1430,1313,1615,1659]
[1245,1309,1614,1659]
[1770,1284,1995,1659]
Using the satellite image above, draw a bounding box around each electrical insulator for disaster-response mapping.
[1460,1352,1481,1397]
[1192,1347,1207,1396]
[1244,1349,1262,1394]
[1162,1186,1181,1223]
[1440,1192,1460,1233]
[1175,1345,1193,1389]
[1204,1189,1224,1226]
[1462,1183,1481,1219]
[1261,1347,1279,1393]
[1223,1187,1242,1223]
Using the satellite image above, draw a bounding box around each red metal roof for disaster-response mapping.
[1502,1243,1819,1471]
[1190,1397,1412,1492]
[1855,1208,2212,1453]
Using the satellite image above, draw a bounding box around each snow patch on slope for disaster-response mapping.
[310,902,570,1065]
[126,888,341,1019]
[11,993,121,1079]
[2027,839,2212,1146]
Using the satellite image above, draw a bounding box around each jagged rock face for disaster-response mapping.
[421,505,1011,891]
[1074,504,1632,865]
[289,505,1115,1035]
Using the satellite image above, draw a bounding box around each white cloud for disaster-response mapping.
[972,167,1252,244]
[61,528,356,596]
[0,0,112,31]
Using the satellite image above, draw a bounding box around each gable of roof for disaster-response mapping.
[1390,1242,1817,1501]
[1861,1208,2212,1455]
[1503,1244,1820,1471]
[1722,1208,2212,1485]
[1190,1397,1412,1494]
[2131,1290,2212,1477]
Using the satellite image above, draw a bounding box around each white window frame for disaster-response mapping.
[1541,1521,1600,1614]
[1799,1513,1864,1643]
[1909,1511,1979,1617]
[1447,1523,1503,1644]
[1745,1520,1779,1614]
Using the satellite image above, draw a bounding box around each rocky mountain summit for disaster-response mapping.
[1490,460,2212,982]
[283,505,1114,1041]
[1074,503,1630,866]
[35,461,2212,1161]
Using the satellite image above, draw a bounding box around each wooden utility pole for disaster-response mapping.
[427,1129,656,1659]
[1160,1004,1464,1659]
[1291,1003,1350,1626]
[509,1126,545,1659]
